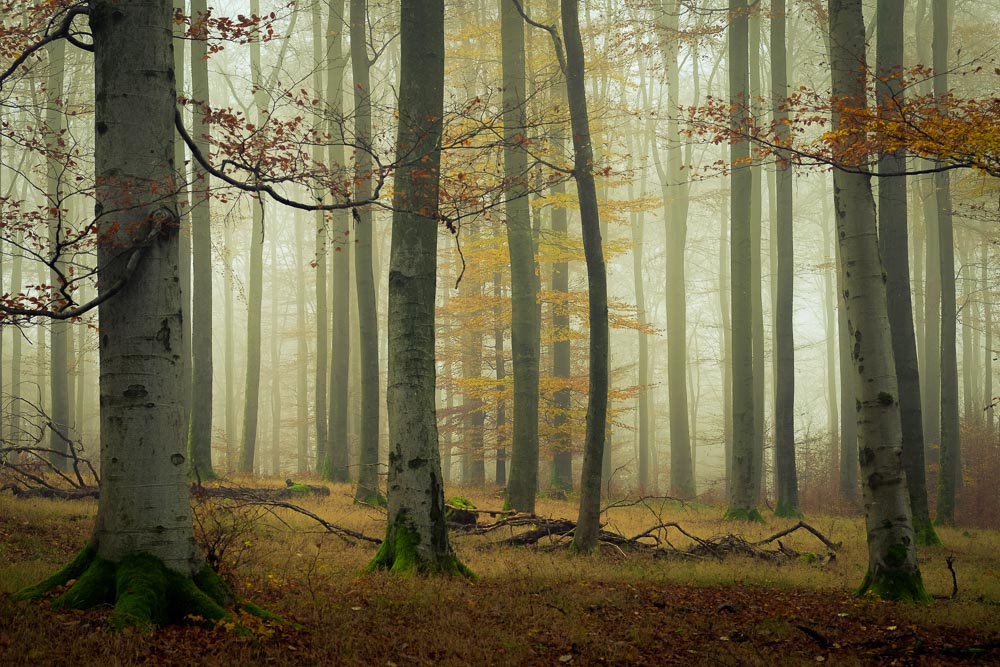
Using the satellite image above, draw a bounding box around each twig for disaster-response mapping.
[946,555,958,599]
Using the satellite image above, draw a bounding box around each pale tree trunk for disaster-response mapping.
[719,148,732,496]
[18,0,232,626]
[559,0,610,553]
[312,0,329,476]
[238,2,269,474]
[45,38,70,470]
[771,0,798,517]
[367,0,469,575]
[875,0,935,543]
[223,221,237,471]
[494,272,508,486]
[351,0,382,504]
[963,242,977,425]
[461,231,486,486]
[654,0,694,499]
[828,0,926,601]
[173,11,192,444]
[821,200,839,486]
[629,127,650,491]
[502,0,540,512]
[326,0,351,483]
[933,0,959,525]
[725,0,759,521]
[296,209,309,474]
[983,243,993,432]
[748,3,765,504]
[835,187,859,503]
[187,0,214,478]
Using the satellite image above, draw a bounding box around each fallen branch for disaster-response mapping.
[754,521,841,552]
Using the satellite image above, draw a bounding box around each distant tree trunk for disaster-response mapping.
[296,209,310,474]
[719,148,733,496]
[984,242,994,432]
[630,128,651,492]
[654,0,694,499]
[45,38,69,470]
[549,117,573,493]
[822,199,840,489]
[326,0,351,483]
[933,0,958,525]
[963,242,977,425]
[223,221,237,471]
[312,0,329,478]
[771,0,798,517]
[351,0,382,504]
[748,3,765,505]
[502,0,541,512]
[187,0,215,478]
[270,231,282,476]
[367,0,469,575]
[725,0,759,521]
[237,1,270,475]
[494,271,508,486]
[828,0,927,601]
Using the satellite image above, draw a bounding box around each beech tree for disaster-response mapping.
[367,0,470,574]
[828,0,926,601]
[15,0,235,626]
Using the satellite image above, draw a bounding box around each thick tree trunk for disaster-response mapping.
[828,0,926,601]
[725,0,759,521]
[502,0,541,512]
[312,0,329,476]
[560,0,609,553]
[351,0,382,504]
[187,0,215,478]
[771,0,798,517]
[368,0,469,575]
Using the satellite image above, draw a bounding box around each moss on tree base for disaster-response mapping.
[723,507,764,522]
[366,524,475,578]
[914,517,942,547]
[773,501,803,519]
[14,547,282,629]
[857,568,931,603]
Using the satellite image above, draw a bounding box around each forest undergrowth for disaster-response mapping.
[1,481,998,665]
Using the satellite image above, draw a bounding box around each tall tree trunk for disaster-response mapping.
[326,0,351,483]
[502,0,541,512]
[836,189,859,503]
[238,2,268,475]
[312,0,329,477]
[494,271,508,486]
[187,0,215,478]
[351,0,382,504]
[719,147,732,497]
[876,0,935,543]
[933,0,958,525]
[822,197,840,491]
[270,231,282,476]
[748,2,765,504]
[556,0,610,553]
[367,0,469,575]
[223,221,237,471]
[983,242,993,432]
[771,0,798,517]
[296,209,309,474]
[173,9,192,450]
[45,38,69,470]
[828,0,927,601]
[725,0,759,521]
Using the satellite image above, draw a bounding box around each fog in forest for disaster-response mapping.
[2,0,999,525]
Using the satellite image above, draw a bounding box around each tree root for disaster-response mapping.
[14,547,284,629]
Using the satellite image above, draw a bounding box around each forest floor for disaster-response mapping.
[1,481,999,666]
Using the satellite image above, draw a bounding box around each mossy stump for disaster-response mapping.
[723,507,764,522]
[445,496,477,529]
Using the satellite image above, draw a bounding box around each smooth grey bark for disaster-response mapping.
[326,0,351,483]
[933,0,958,525]
[828,0,926,601]
[747,3,765,504]
[44,38,69,470]
[835,192,859,503]
[312,0,329,476]
[223,221,236,471]
[237,0,268,474]
[269,227,282,475]
[653,0,694,499]
[351,0,382,503]
[984,243,993,432]
[725,0,759,521]
[187,0,214,477]
[771,0,798,517]
[558,0,610,553]
[368,0,468,575]
[719,145,733,496]
[296,209,309,473]
[501,0,541,512]
[875,0,935,542]
[494,272,508,486]
[91,0,197,570]
[172,6,191,456]
[822,197,840,487]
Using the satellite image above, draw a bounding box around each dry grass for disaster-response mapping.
[1,481,999,665]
